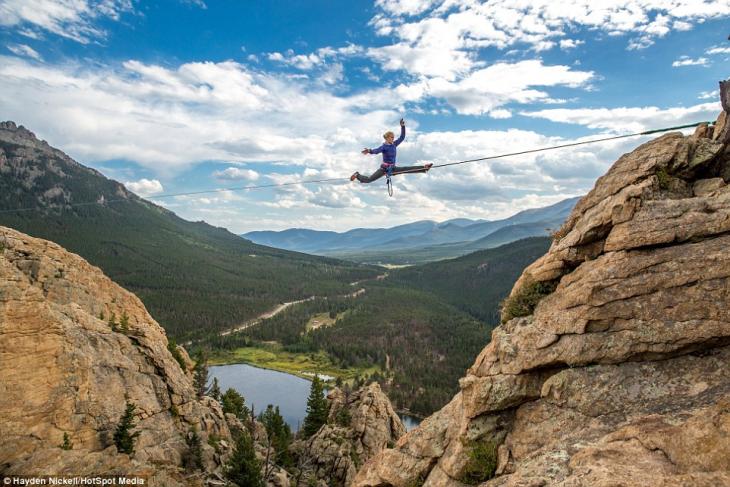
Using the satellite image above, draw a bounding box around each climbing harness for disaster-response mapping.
[382,163,395,197]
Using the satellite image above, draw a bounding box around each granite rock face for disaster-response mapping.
[292,383,405,487]
[0,226,233,485]
[354,111,730,486]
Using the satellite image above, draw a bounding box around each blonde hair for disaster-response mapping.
[383,131,395,140]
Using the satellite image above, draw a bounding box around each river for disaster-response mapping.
[209,363,421,432]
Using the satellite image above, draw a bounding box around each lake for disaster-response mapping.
[209,363,421,432]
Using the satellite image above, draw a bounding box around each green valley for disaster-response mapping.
[198,238,550,415]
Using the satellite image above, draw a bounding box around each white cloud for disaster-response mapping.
[699,90,719,100]
[521,102,721,133]
[213,167,260,181]
[318,62,344,85]
[0,55,401,174]
[0,0,134,44]
[375,0,438,17]
[402,60,594,115]
[368,1,730,77]
[707,46,730,55]
[489,109,512,119]
[267,44,364,71]
[559,39,584,50]
[7,43,42,60]
[671,55,708,67]
[125,178,164,196]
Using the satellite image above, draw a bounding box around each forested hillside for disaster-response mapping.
[199,237,550,415]
[0,124,378,341]
[388,237,551,323]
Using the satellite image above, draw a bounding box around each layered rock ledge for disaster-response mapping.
[354,114,730,486]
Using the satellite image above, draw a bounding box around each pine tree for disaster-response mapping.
[209,377,221,401]
[224,430,264,487]
[113,401,141,455]
[258,405,293,467]
[183,426,204,471]
[302,375,328,438]
[108,311,117,332]
[119,312,130,334]
[221,388,250,420]
[193,350,209,399]
[167,339,187,370]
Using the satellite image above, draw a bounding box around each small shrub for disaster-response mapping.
[460,440,498,485]
[170,404,180,417]
[167,339,187,370]
[59,432,73,450]
[183,427,204,471]
[335,407,351,427]
[405,473,426,487]
[550,224,570,242]
[500,278,558,323]
[350,449,361,468]
[656,167,671,190]
[208,433,221,453]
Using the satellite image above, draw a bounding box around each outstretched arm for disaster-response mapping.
[394,118,406,146]
[363,145,384,155]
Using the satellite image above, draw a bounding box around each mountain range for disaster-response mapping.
[0,120,555,415]
[0,121,377,341]
[243,196,578,264]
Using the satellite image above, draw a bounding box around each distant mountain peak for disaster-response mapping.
[0,122,134,210]
[0,120,47,147]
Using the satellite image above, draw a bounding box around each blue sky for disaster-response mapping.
[1,0,728,232]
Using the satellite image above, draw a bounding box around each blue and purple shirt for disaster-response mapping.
[367,125,405,165]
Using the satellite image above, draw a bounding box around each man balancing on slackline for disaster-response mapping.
[350,118,432,183]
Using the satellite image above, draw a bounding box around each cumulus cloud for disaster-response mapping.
[0,55,400,174]
[213,167,260,181]
[125,178,164,196]
[393,60,594,115]
[0,0,134,44]
[368,0,730,78]
[559,39,584,50]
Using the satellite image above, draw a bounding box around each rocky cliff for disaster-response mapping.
[0,226,234,484]
[354,112,730,486]
[290,383,406,487]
